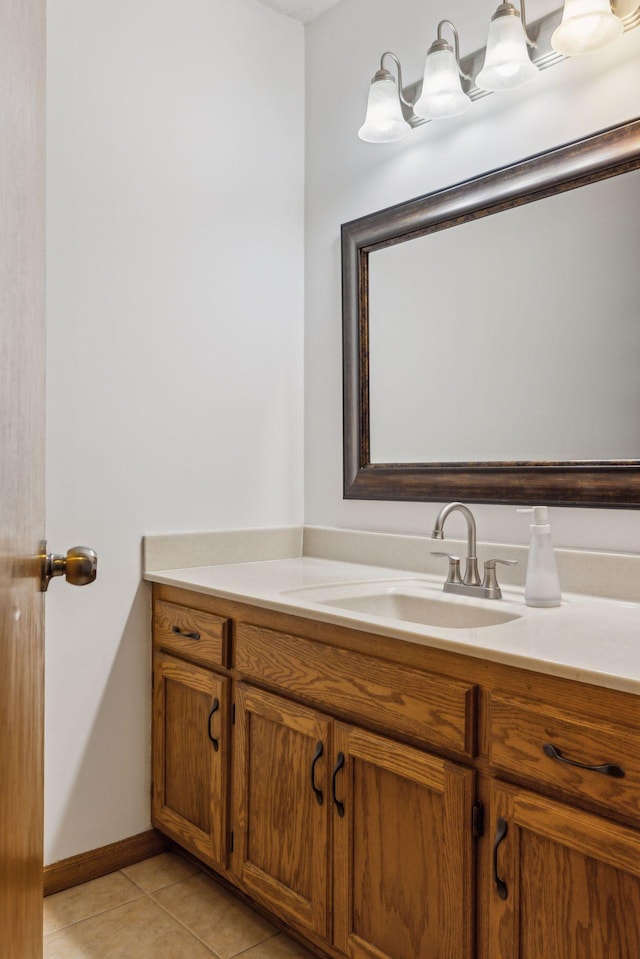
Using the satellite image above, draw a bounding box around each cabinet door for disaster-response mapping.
[333,723,475,959]
[152,652,228,867]
[490,780,640,959]
[231,683,332,940]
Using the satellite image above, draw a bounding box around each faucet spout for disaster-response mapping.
[431,502,481,586]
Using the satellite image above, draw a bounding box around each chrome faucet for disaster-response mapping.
[431,502,481,586]
[431,501,516,600]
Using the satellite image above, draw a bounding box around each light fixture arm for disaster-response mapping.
[379,51,414,109]
[436,20,472,81]
[518,0,537,47]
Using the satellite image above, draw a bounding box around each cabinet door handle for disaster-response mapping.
[172,625,200,641]
[310,741,324,805]
[493,817,508,901]
[332,752,345,818]
[543,743,624,779]
[207,698,220,751]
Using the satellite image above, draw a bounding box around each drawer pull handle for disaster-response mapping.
[310,741,324,805]
[493,817,508,901]
[543,743,625,779]
[172,625,201,641]
[332,752,345,818]
[207,698,220,751]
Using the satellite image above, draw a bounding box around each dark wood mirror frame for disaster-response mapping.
[342,117,640,508]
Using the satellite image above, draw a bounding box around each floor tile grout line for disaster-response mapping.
[147,887,282,959]
[121,867,201,897]
[44,862,310,958]
[131,865,285,958]
[116,868,151,896]
[43,890,147,938]
[148,892,226,957]
[43,860,205,938]
[227,931,281,959]
[44,887,225,957]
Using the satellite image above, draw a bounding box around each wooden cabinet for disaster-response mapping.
[152,652,229,868]
[489,780,640,959]
[487,688,640,958]
[333,723,475,959]
[232,683,332,940]
[150,583,640,959]
[231,683,476,957]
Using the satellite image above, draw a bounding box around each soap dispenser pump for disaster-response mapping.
[517,506,561,608]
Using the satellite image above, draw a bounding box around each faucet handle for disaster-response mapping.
[430,551,463,585]
[483,558,517,592]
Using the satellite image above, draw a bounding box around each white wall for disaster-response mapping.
[45,0,640,865]
[45,0,305,864]
[304,0,640,552]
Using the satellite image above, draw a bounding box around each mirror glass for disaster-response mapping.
[368,169,640,464]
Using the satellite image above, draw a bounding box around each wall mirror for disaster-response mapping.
[342,117,640,506]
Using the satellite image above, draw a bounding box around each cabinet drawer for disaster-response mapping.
[234,623,476,757]
[153,600,228,668]
[490,692,640,822]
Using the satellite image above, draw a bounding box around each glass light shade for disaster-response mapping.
[414,47,471,120]
[476,13,539,91]
[551,0,623,55]
[358,75,411,143]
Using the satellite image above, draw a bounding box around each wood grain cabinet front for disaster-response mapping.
[235,622,477,758]
[154,599,229,668]
[489,779,640,959]
[489,692,640,823]
[332,723,475,959]
[231,684,332,941]
[150,587,640,959]
[152,652,229,869]
[231,683,476,959]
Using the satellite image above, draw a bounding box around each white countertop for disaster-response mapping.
[145,556,640,695]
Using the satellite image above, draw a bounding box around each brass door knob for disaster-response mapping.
[40,545,98,592]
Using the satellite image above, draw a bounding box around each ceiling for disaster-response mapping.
[255,0,343,24]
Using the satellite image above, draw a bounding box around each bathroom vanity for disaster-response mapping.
[144,531,640,959]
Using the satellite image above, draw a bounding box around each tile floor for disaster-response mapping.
[43,852,317,959]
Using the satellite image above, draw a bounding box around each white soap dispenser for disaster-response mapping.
[517,506,561,607]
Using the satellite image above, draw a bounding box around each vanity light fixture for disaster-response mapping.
[476,1,539,91]
[358,53,413,143]
[357,0,638,143]
[414,20,472,120]
[551,0,623,55]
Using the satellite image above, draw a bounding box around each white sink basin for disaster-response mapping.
[283,581,522,630]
